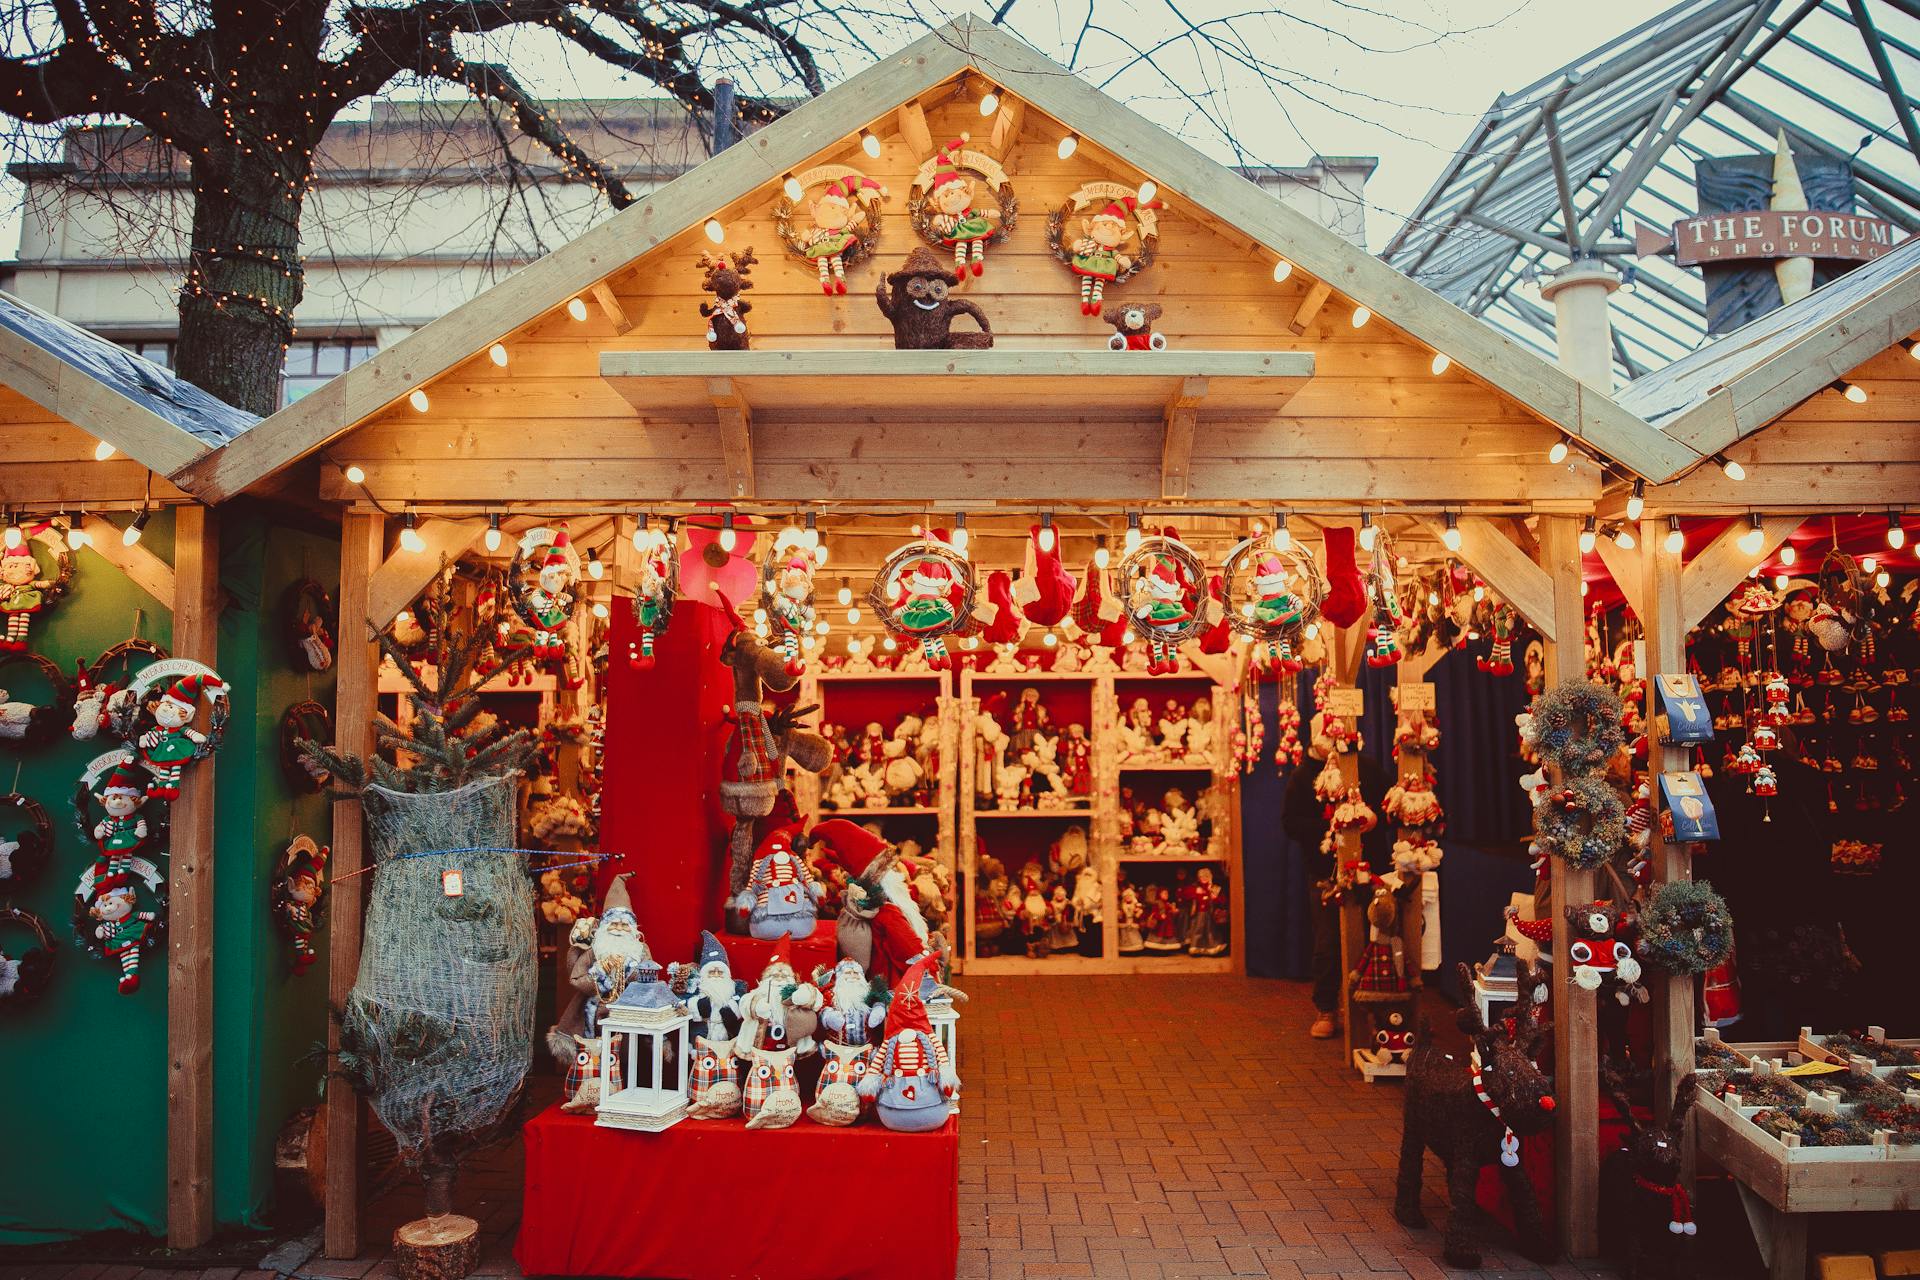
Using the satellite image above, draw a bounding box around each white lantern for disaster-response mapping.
[928,991,960,1114]
[595,981,692,1132]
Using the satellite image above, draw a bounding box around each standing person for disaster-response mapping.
[1281,744,1392,1039]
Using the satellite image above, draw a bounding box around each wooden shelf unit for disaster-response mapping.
[957,661,1243,975]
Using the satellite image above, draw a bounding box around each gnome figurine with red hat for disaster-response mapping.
[925,136,998,276]
[808,817,934,989]
[743,822,824,940]
[733,932,822,1061]
[858,956,959,1132]
[137,671,226,799]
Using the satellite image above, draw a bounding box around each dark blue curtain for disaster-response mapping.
[1240,669,1318,979]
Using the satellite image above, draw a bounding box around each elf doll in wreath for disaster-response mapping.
[889,553,965,669]
[925,137,998,277]
[91,760,150,869]
[137,672,226,799]
[800,175,885,294]
[79,862,161,994]
[523,531,577,662]
[273,838,329,976]
[0,541,55,652]
[1070,197,1158,315]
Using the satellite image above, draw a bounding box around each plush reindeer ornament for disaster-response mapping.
[698,248,757,350]
[1395,962,1558,1270]
[1599,1065,1702,1280]
[714,592,832,911]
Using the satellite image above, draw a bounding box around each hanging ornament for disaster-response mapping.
[1115,531,1210,674]
[759,531,819,677]
[71,638,169,742]
[71,839,165,996]
[869,537,979,671]
[1046,182,1162,315]
[279,700,334,793]
[0,522,74,654]
[1220,535,1326,673]
[907,134,1015,279]
[0,792,52,892]
[629,523,679,670]
[507,525,579,670]
[284,576,337,672]
[271,835,330,976]
[0,652,74,747]
[0,906,56,1009]
[1364,533,1405,668]
[109,659,229,799]
[773,166,887,294]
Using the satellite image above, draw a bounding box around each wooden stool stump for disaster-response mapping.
[394,1213,481,1280]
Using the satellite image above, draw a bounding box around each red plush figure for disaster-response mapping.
[980,571,1025,646]
[808,819,934,989]
[1321,526,1366,629]
[1198,574,1232,654]
[1011,525,1077,628]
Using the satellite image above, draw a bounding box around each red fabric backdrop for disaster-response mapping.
[600,597,736,966]
[515,1107,960,1279]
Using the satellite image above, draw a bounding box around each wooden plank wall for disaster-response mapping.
[327,99,1585,505]
[0,391,190,504]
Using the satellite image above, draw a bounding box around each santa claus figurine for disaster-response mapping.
[742,823,823,940]
[807,818,935,988]
[682,932,747,1120]
[583,873,652,1034]
[858,956,959,1132]
[733,932,822,1060]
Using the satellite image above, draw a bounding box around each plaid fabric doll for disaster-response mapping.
[742,1045,802,1130]
[809,1042,876,1126]
[687,1035,744,1119]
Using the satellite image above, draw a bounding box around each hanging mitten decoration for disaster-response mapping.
[628,520,678,670]
[1320,526,1367,629]
[760,533,820,677]
[774,167,886,294]
[908,134,1013,278]
[0,523,74,653]
[870,536,978,671]
[1116,530,1209,674]
[1221,534,1325,672]
[272,835,330,976]
[1047,184,1162,314]
[1011,522,1077,628]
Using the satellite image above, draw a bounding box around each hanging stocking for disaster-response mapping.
[1320,526,1366,629]
[1199,574,1231,654]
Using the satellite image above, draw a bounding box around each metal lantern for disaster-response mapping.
[928,992,960,1111]
[595,979,691,1132]
[1219,535,1326,674]
[1114,532,1209,674]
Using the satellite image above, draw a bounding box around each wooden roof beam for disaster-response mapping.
[1421,514,1557,642]
[590,283,633,335]
[711,377,756,500]
[1591,531,1644,619]
[988,96,1025,155]
[898,100,934,157]
[77,512,176,608]
[1679,515,1799,631]
[1160,376,1207,499]
[366,517,486,630]
[1288,280,1333,335]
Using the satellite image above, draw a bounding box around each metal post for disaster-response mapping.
[711,77,738,154]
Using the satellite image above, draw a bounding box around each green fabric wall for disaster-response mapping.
[0,505,337,1243]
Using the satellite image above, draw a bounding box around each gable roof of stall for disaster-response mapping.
[0,288,255,501]
[1614,237,1920,505]
[173,17,1699,506]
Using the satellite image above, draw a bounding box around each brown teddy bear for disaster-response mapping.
[875,247,993,349]
[1103,301,1166,351]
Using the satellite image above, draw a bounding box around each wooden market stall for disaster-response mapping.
[167,18,1794,1266]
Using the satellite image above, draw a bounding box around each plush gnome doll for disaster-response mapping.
[742,822,824,941]
[90,760,150,869]
[808,819,934,989]
[1319,526,1367,630]
[1507,903,1647,1006]
[138,672,225,799]
[1011,525,1077,628]
[685,931,748,1119]
[858,955,959,1132]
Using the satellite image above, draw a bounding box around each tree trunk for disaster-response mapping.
[173,142,310,417]
[422,1162,455,1217]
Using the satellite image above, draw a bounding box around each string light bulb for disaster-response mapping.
[592,601,610,620]
[860,131,882,159]
[344,464,366,485]
[1430,352,1450,375]
[1778,541,1797,566]
[1612,526,1635,550]
[488,343,508,367]
[802,511,820,549]
[837,581,853,606]
[979,87,1000,115]
[1548,434,1571,465]
[1350,306,1372,329]
[1863,555,1878,574]
[1579,517,1598,554]
[782,173,804,201]
[1902,338,1920,361]
[1057,133,1078,160]
[1038,512,1056,554]
[1094,534,1110,570]
[1774,573,1790,590]
[1358,512,1377,552]
[399,512,426,554]
[1831,378,1868,404]
[1271,258,1293,283]
[485,513,502,553]
[1877,569,1892,588]
[1136,179,1158,204]
[1737,512,1765,556]
[93,440,116,462]
[124,508,150,547]
[1272,511,1291,552]
[63,514,89,550]
[1304,622,1319,640]
[1472,584,1486,603]
[408,389,430,413]
[1665,516,1685,555]
[1125,512,1142,554]
[566,297,589,320]
[718,511,737,553]
[1716,454,1746,481]
[2,521,20,550]
[703,219,725,244]
[586,548,604,580]
[1441,512,1461,553]
[1626,478,1645,521]
[952,512,969,555]
[847,606,861,624]
[633,513,653,551]
[1889,512,1907,550]
[883,635,898,651]
[1042,630,1058,647]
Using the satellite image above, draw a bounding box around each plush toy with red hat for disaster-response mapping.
[921,135,1000,276]
[1064,193,1162,314]
[514,526,578,663]
[871,539,980,669]
[761,539,818,677]
[1011,524,1077,629]
[858,956,959,1132]
[75,854,164,993]
[0,532,66,652]
[90,758,150,865]
[791,172,886,294]
[742,822,823,941]
[137,670,227,799]
[732,931,821,1063]
[272,835,329,976]
[808,818,934,989]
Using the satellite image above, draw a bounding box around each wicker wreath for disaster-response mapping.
[868,539,977,642]
[0,792,52,891]
[1533,773,1628,870]
[771,164,886,271]
[69,842,166,962]
[1044,187,1160,287]
[72,748,163,845]
[906,145,1018,251]
[759,535,819,642]
[0,651,74,749]
[1115,534,1211,644]
[1637,879,1734,976]
[1220,536,1327,643]
[107,657,229,759]
[284,576,337,671]
[280,700,334,793]
[628,524,679,659]
[1526,681,1627,774]
[507,525,581,634]
[0,905,56,1010]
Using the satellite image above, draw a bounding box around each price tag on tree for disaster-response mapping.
[1398,683,1436,713]
[442,868,465,897]
[1326,687,1365,718]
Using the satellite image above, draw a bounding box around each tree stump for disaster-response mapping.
[393,1214,481,1280]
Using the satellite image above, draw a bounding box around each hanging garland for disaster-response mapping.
[1532,774,1628,870]
[1523,681,1627,774]
[0,905,56,1009]
[0,792,52,891]
[1637,879,1735,977]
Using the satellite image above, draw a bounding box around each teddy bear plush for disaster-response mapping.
[1103,301,1167,351]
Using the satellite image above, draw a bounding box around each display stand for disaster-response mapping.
[957,657,1240,975]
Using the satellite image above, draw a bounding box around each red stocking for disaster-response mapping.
[1012,526,1078,627]
[1321,526,1366,629]
[981,571,1026,646]
[1199,574,1232,654]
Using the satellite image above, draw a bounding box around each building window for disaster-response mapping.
[283,338,378,406]
[120,340,176,370]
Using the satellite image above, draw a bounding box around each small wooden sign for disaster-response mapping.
[1325,687,1365,718]
[1636,210,1900,266]
[1398,683,1435,713]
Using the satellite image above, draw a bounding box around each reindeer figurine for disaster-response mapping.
[1395,961,1559,1270]
[698,247,758,350]
[1599,1063,1702,1280]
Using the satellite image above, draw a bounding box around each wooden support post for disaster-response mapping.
[1160,377,1206,498]
[589,282,634,335]
[1538,514,1599,1260]
[324,512,384,1260]
[897,101,933,157]
[166,505,218,1248]
[1288,280,1332,335]
[709,378,755,499]
[1641,517,1694,1124]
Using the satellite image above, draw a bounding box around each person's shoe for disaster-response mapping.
[1309,1013,1337,1039]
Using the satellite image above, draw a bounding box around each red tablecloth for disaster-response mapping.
[515,1105,959,1280]
[721,929,837,985]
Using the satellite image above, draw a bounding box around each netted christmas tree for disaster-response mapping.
[303,581,543,1221]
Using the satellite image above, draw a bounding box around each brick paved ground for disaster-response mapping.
[9,974,1714,1280]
